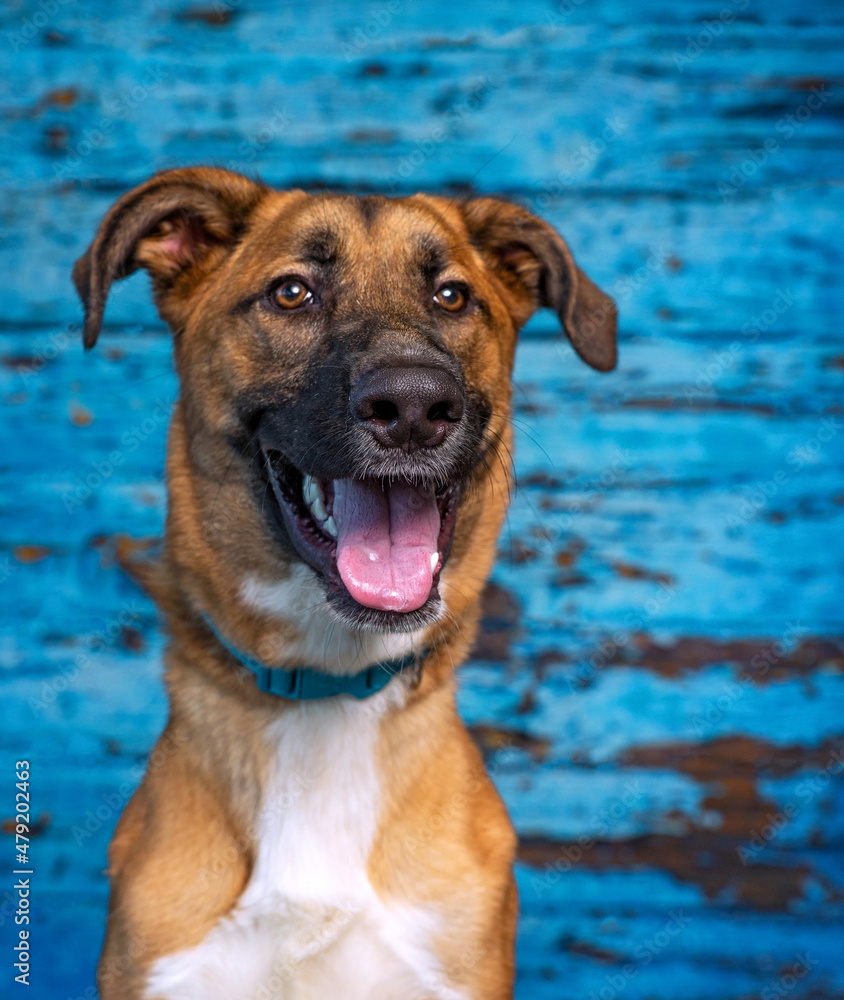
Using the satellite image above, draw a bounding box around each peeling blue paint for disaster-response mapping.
[2,1,843,997]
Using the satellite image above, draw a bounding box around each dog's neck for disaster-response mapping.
[235,565,433,676]
[133,550,460,713]
[200,606,426,700]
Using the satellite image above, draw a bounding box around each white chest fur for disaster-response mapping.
[143,687,465,1000]
[240,567,433,674]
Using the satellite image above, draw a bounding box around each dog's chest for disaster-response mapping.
[144,691,461,1000]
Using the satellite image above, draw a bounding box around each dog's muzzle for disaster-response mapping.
[258,360,471,630]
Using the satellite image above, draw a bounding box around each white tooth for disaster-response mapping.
[323,515,337,538]
[430,552,439,573]
[303,474,328,523]
[310,491,328,523]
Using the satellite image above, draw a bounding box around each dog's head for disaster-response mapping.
[74,168,616,660]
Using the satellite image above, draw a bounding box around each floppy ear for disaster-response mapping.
[462,197,617,371]
[72,167,267,349]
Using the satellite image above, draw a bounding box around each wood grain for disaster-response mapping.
[1,1,842,996]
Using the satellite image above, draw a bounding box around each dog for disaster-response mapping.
[73,167,617,1000]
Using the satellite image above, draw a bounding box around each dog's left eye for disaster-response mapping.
[434,283,468,314]
[271,279,314,310]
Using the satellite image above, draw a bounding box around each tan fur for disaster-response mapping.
[73,168,617,999]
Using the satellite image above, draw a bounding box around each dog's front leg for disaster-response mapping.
[95,727,252,1000]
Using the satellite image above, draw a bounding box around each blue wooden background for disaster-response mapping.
[2,1,843,997]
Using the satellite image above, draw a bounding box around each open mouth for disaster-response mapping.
[262,448,460,631]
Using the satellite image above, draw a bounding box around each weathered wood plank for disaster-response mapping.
[2,0,843,996]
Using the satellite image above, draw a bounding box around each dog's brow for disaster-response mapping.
[229,227,341,314]
[413,234,448,282]
[297,228,339,265]
[358,195,382,227]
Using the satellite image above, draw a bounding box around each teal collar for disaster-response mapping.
[202,613,422,701]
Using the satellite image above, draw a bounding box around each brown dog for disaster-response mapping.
[73,167,617,1000]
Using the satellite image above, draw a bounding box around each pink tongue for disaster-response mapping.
[332,479,440,612]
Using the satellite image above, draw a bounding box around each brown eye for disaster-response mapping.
[434,283,468,313]
[272,279,313,309]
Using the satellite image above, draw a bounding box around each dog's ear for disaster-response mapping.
[73,167,267,349]
[462,198,617,371]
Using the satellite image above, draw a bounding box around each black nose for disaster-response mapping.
[351,366,465,451]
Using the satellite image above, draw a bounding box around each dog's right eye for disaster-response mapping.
[433,282,468,314]
[271,279,314,310]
